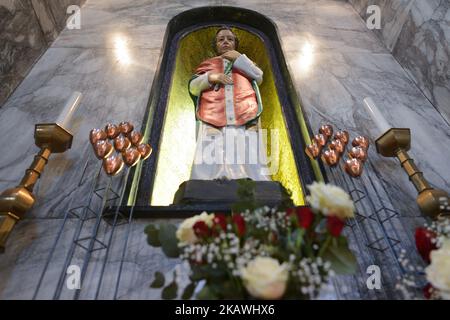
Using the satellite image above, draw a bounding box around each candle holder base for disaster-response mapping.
[0,187,36,252]
[417,189,450,220]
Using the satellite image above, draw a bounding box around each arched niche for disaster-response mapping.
[124,6,325,215]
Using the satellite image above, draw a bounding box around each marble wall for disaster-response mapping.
[0,0,449,300]
[0,0,86,107]
[348,0,450,123]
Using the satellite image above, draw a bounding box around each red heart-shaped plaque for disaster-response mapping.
[329,139,345,154]
[105,123,120,139]
[103,153,124,176]
[114,135,131,152]
[344,158,363,178]
[305,142,321,159]
[352,136,370,151]
[119,121,134,135]
[321,149,340,167]
[319,124,334,139]
[122,147,141,167]
[334,130,349,145]
[313,134,328,147]
[92,140,113,159]
[89,128,107,145]
[137,143,153,160]
[348,146,368,162]
[129,131,144,146]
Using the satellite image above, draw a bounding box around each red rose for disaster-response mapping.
[286,207,296,217]
[296,207,314,229]
[213,214,227,232]
[327,216,345,237]
[423,283,434,299]
[415,227,437,263]
[193,221,210,238]
[232,214,246,237]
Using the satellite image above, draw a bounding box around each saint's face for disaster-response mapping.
[215,29,236,55]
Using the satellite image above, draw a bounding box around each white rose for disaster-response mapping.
[426,239,450,300]
[306,182,354,220]
[176,212,215,246]
[240,256,288,299]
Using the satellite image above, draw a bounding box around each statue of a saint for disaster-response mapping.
[188,26,271,181]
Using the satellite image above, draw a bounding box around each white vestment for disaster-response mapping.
[189,54,271,181]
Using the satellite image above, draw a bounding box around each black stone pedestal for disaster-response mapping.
[173,179,291,208]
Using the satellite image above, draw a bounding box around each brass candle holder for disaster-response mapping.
[375,128,450,219]
[0,123,73,252]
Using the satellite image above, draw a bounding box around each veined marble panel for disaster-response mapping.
[0,0,87,107]
[261,0,389,54]
[0,47,160,218]
[46,0,87,33]
[393,0,450,124]
[30,0,59,43]
[284,49,450,201]
[53,0,378,52]
[0,218,180,300]
[348,0,450,124]
[0,0,47,106]
[52,0,216,49]
[348,0,415,51]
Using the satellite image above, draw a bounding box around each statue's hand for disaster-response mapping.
[221,50,241,61]
[208,72,233,85]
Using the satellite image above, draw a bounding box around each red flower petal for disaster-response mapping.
[327,216,345,237]
[423,283,434,299]
[213,214,227,232]
[232,214,246,237]
[415,227,437,264]
[286,207,296,217]
[193,221,210,238]
[296,207,314,229]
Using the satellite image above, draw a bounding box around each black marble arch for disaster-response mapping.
[118,6,327,218]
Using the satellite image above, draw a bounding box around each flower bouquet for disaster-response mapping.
[144,181,357,300]
[398,218,450,300]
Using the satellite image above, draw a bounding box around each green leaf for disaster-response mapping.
[336,235,349,247]
[190,266,204,282]
[162,281,178,300]
[190,264,226,282]
[181,282,196,300]
[322,246,357,275]
[144,224,161,247]
[196,285,217,300]
[211,280,238,299]
[208,266,227,279]
[150,271,165,288]
[158,224,180,258]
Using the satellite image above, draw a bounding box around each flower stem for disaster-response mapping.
[296,229,304,249]
[318,235,332,257]
[226,266,243,298]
